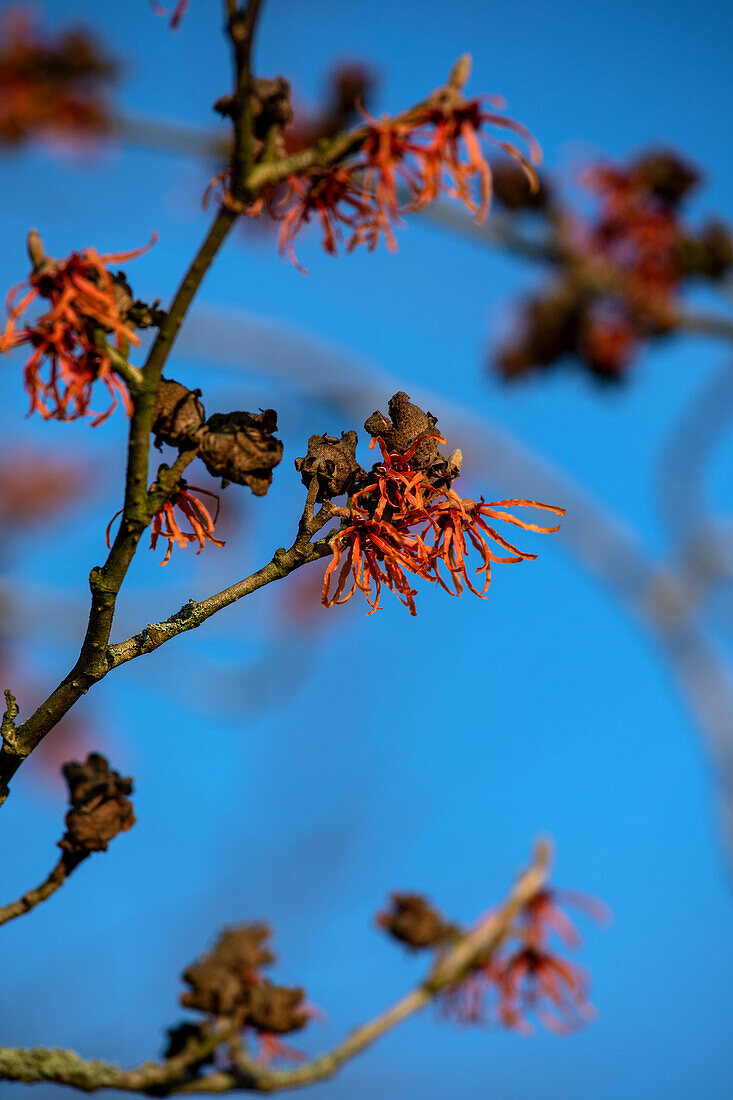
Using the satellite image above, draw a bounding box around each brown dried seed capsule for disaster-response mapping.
[294,430,364,500]
[364,392,440,469]
[241,983,309,1035]
[180,960,244,1017]
[212,923,276,976]
[199,410,283,496]
[153,379,206,451]
[376,892,452,950]
[632,149,699,207]
[59,753,135,854]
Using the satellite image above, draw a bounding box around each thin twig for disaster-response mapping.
[0,843,549,1093]
[0,849,89,927]
[0,1,270,805]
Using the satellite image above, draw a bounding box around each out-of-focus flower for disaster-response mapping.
[0,8,116,148]
[577,305,637,379]
[582,162,683,309]
[490,945,595,1034]
[493,146,732,383]
[443,884,606,1034]
[152,0,190,30]
[410,93,540,221]
[106,484,225,566]
[0,235,155,425]
[0,450,89,531]
[206,69,539,271]
[276,167,376,273]
[521,887,611,950]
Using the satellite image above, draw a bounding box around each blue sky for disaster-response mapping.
[1,2,732,1097]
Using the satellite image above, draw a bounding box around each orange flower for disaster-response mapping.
[322,511,434,617]
[106,486,225,566]
[352,433,447,520]
[277,167,377,274]
[522,888,611,951]
[582,164,681,306]
[413,97,540,222]
[354,111,427,251]
[0,237,155,425]
[421,497,564,598]
[323,448,564,615]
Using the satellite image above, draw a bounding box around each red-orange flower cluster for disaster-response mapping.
[0,238,154,425]
[208,85,540,272]
[0,8,115,148]
[107,485,225,566]
[495,149,727,383]
[445,887,608,1034]
[322,435,564,616]
[582,163,682,310]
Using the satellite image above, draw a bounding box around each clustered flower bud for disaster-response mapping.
[294,430,364,500]
[179,922,308,1037]
[199,409,283,496]
[59,752,135,854]
[153,378,206,451]
[377,892,454,950]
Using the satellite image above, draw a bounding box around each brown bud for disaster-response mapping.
[59,753,135,854]
[199,410,283,496]
[181,960,244,1017]
[241,983,308,1035]
[377,892,453,950]
[153,379,206,451]
[632,149,699,206]
[294,430,364,500]
[211,923,276,976]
